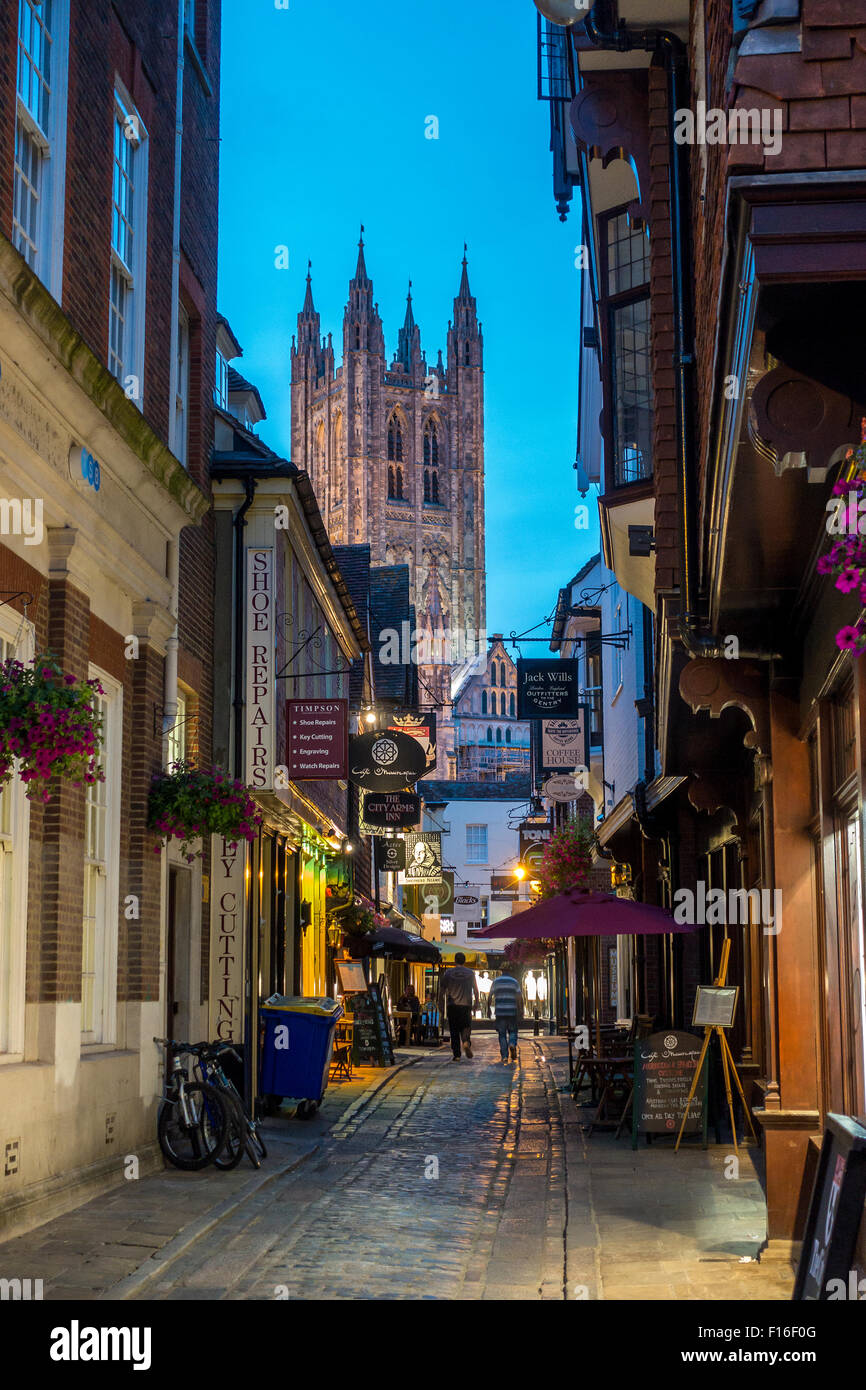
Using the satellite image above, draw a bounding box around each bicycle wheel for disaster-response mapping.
[212,1093,246,1171]
[158,1082,230,1170]
[243,1120,267,1167]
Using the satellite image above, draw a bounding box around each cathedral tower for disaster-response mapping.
[291,235,486,748]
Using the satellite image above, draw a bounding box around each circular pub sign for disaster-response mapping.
[348,730,427,791]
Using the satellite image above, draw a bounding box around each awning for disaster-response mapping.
[437,943,504,966]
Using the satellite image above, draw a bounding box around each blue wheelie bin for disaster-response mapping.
[259,995,343,1120]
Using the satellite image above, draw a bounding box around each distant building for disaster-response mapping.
[450,636,531,782]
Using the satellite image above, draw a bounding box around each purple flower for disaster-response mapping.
[836,568,861,594]
[836,625,862,651]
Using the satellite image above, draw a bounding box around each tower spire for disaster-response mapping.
[396,278,422,372]
[457,243,472,301]
[302,259,315,314]
[353,223,370,287]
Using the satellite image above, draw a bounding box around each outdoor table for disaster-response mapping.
[577,1056,634,1135]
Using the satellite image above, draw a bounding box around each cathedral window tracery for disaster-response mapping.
[387,414,404,462]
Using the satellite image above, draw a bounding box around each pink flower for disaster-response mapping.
[836,625,862,651]
[836,568,861,594]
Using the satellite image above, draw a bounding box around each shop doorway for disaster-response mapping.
[166,864,192,1039]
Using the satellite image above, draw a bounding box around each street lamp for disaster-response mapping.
[514,864,526,881]
[532,0,587,26]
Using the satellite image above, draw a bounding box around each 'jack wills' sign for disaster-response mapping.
[517,658,580,719]
[245,548,274,790]
[209,835,247,1043]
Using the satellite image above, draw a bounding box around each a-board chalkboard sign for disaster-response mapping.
[632,1030,707,1147]
[793,1113,866,1300]
[347,982,394,1067]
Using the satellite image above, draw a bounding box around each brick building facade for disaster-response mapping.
[541,0,866,1267]
[0,0,220,1236]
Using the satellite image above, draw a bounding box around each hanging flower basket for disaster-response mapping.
[504,938,555,969]
[331,901,390,936]
[817,420,866,655]
[0,655,104,803]
[536,817,596,899]
[148,761,262,862]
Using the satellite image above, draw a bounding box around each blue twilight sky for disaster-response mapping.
[217,0,599,642]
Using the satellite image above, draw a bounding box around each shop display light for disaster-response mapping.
[532,0,586,25]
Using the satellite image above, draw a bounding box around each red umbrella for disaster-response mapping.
[477,890,697,938]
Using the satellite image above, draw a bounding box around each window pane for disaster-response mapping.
[607,212,649,295]
[12,123,41,267]
[611,296,653,485]
[109,266,128,381]
[17,0,54,134]
[112,109,135,269]
[466,824,488,864]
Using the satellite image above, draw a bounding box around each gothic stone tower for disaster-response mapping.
[291,233,486,733]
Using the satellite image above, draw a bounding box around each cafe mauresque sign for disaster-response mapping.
[517,658,580,720]
[348,730,427,792]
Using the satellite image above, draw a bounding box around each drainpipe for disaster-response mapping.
[232,476,257,1110]
[583,4,780,662]
[162,2,185,747]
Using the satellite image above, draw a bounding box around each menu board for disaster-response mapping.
[632,1030,706,1145]
[793,1113,866,1300]
[347,981,394,1067]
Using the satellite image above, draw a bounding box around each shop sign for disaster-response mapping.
[542,772,586,804]
[453,886,483,922]
[387,709,437,779]
[794,1114,866,1300]
[490,873,519,900]
[400,831,442,884]
[440,917,456,936]
[348,730,427,791]
[541,713,588,770]
[69,443,102,492]
[208,835,247,1044]
[374,836,406,873]
[359,790,420,831]
[632,1030,706,1141]
[245,548,274,790]
[420,872,454,916]
[286,698,348,779]
[517,658,580,719]
[520,839,547,871]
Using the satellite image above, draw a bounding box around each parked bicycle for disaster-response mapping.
[153,1037,232,1170]
[195,1041,268,1171]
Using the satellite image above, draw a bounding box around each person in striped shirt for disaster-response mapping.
[489,969,524,1062]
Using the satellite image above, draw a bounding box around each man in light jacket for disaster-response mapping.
[489,968,524,1062]
[439,953,481,1061]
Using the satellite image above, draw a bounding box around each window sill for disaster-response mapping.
[184,31,213,98]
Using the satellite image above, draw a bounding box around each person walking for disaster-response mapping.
[489,967,524,1063]
[439,953,481,1061]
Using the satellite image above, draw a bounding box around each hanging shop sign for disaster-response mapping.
[453,886,484,922]
[374,836,406,873]
[542,772,587,804]
[519,823,551,864]
[245,548,274,791]
[348,730,427,791]
[793,1114,866,1300]
[516,658,581,719]
[208,835,247,1044]
[402,871,453,918]
[359,790,421,831]
[387,709,437,779]
[490,874,519,900]
[541,713,588,771]
[631,1030,707,1146]
[286,698,348,779]
[400,831,443,884]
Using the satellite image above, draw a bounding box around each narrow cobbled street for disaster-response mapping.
[1,1037,793,1302]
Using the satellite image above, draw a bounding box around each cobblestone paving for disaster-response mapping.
[0,1036,796,1301]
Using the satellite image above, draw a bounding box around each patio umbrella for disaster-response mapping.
[476,890,696,939]
[478,892,698,1054]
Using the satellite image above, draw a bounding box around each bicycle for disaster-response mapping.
[153,1037,232,1170]
[196,1041,268,1170]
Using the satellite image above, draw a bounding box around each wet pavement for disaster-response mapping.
[0,1036,795,1300]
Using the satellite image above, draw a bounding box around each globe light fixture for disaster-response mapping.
[532,0,587,27]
